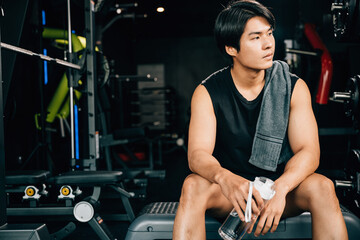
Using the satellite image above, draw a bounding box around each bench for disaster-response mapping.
[125,202,360,240]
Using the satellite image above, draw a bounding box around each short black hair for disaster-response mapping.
[214,0,275,62]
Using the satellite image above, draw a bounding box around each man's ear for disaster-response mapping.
[225,45,237,57]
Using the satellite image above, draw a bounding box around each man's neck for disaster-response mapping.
[230,62,266,90]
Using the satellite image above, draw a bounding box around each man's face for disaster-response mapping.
[232,16,275,70]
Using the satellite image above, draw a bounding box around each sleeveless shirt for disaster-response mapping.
[201,66,299,180]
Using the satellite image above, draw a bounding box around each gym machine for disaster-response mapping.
[1,1,136,239]
[331,75,360,217]
[0,0,52,238]
[331,0,360,41]
[328,0,360,218]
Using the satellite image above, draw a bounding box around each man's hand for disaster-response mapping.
[248,188,287,237]
[217,172,264,221]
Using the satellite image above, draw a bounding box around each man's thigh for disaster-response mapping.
[282,173,326,218]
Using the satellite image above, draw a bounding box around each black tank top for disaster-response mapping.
[201,66,299,181]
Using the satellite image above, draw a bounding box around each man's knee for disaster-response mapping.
[180,174,205,200]
[179,174,212,207]
[304,174,339,209]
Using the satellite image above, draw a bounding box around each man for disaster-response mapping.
[173,0,348,239]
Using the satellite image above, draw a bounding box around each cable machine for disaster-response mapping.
[0,0,98,237]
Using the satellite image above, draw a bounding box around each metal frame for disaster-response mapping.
[0,8,7,227]
[82,0,97,170]
[7,184,135,222]
[0,0,98,228]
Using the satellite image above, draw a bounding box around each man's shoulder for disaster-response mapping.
[201,66,230,85]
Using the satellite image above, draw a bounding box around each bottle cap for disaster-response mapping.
[254,177,276,200]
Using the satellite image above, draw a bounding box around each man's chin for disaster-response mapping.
[257,60,273,70]
[265,60,273,69]
[254,60,273,70]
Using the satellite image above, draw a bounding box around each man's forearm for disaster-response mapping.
[275,148,319,195]
[188,150,233,184]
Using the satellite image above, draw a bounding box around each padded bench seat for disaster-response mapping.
[125,202,360,240]
[50,170,124,186]
[5,170,124,186]
[5,170,51,185]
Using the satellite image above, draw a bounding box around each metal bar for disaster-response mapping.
[115,3,138,8]
[331,92,352,101]
[120,194,135,221]
[108,185,133,198]
[67,0,72,55]
[90,186,101,202]
[112,74,157,82]
[7,207,74,216]
[88,217,112,240]
[67,0,75,161]
[335,180,354,189]
[318,127,358,136]
[99,134,129,148]
[0,42,81,70]
[285,48,318,56]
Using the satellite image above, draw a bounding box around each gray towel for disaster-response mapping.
[248,60,294,172]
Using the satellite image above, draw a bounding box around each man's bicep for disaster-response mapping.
[287,79,320,155]
[187,85,217,156]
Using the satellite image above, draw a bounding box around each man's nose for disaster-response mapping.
[263,36,274,49]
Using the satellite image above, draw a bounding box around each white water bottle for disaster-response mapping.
[218,176,276,240]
